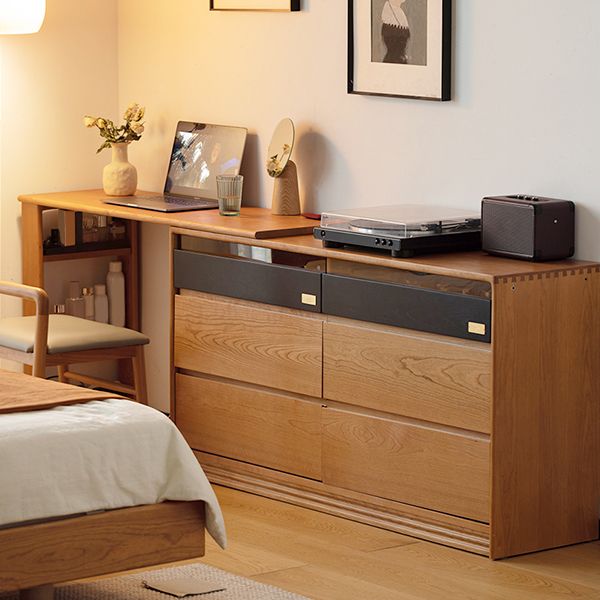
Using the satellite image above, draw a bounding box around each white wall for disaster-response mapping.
[112,0,595,409]
[0,0,119,370]
[0,0,119,292]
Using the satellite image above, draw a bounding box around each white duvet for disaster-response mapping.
[0,399,226,548]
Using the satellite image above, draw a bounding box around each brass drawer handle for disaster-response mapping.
[301,293,317,306]
[468,322,486,336]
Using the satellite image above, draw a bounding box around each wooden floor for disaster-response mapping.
[200,485,600,600]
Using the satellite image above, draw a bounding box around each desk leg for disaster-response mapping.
[21,203,45,316]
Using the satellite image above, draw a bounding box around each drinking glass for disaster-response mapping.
[216,175,243,216]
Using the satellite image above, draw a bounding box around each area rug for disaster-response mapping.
[0,563,309,600]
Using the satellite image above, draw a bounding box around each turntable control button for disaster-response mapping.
[375,238,380,245]
[387,240,393,246]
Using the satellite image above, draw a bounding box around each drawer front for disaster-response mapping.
[176,374,322,480]
[324,321,491,433]
[322,409,490,522]
[174,294,322,397]
[173,249,322,312]
[322,273,491,342]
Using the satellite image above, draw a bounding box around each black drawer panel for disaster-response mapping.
[173,249,322,312]
[322,273,491,342]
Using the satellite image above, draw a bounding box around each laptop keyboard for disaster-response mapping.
[165,196,215,206]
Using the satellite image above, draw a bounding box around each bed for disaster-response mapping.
[0,372,225,599]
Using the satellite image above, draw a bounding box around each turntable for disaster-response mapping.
[313,205,481,258]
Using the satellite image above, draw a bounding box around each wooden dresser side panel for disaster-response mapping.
[324,320,491,433]
[174,294,323,398]
[491,267,600,558]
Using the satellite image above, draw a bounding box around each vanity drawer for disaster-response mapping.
[322,408,490,522]
[174,294,322,397]
[173,249,322,312]
[322,273,491,342]
[323,321,491,433]
[176,374,322,480]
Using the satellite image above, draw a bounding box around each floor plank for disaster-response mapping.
[201,486,600,600]
[215,485,415,552]
[203,536,305,578]
[506,543,600,591]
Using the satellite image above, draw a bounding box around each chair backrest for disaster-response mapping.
[0,281,49,377]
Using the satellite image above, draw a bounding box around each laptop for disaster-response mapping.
[104,121,248,212]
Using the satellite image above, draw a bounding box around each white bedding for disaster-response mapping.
[0,399,226,548]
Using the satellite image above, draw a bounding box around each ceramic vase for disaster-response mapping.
[103,142,137,196]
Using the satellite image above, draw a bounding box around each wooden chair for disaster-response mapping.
[0,281,149,404]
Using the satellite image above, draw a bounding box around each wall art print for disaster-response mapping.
[348,0,451,100]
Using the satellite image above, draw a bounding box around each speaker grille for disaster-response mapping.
[482,202,535,257]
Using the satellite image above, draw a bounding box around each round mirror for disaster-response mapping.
[266,118,295,178]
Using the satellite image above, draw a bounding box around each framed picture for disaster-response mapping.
[210,0,300,10]
[348,0,452,101]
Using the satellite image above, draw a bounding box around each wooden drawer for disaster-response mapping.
[174,294,322,397]
[322,408,490,522]
[323,321,491,433]
[173,248,322,313]
[322,272,491,343]
[176,374,322,480]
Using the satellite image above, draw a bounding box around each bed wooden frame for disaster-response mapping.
[0,500,206,598]
[0,287,209,597]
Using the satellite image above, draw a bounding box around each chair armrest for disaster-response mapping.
[0,281,49,314]
[0,281,49,377]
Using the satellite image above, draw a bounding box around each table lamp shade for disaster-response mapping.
[0,0,45,34]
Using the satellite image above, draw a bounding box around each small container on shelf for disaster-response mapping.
[65,281,85,318]
[109,218,127,241]
[94,284,109,323]
[97,215,110,242]
[107,261,126,327]
[82,287,95,320]
[82,214,98,244]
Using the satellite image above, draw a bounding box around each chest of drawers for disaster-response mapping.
[171,229,600,559]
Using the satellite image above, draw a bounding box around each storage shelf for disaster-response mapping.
[43,244,131,262]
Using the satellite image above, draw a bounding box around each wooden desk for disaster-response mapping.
[18,189,315,324]
[19,190,600,559]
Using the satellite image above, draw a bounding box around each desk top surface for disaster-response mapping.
[20,189,599,283]
[19,189,315,239]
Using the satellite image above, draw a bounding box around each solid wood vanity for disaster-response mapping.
[170,226,600,559]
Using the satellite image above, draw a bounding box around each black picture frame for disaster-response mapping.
[348,0,452,101]
[210,0,300,10]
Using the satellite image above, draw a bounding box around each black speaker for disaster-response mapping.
[481,195,575,261]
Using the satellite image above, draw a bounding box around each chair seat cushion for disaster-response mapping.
[0,315,150,354]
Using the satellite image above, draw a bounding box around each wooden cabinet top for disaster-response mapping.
[19,189,599,283]
[173,227,599,284]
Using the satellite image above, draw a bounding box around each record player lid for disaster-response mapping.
[320,205,481,238]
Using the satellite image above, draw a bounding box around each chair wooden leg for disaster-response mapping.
[132,345,148,405]
[57,365,68,383]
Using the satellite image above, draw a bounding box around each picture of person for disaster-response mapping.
[371,0,428,66]
[381,0,410,63]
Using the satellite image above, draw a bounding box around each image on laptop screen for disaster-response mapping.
[164,121,247,199]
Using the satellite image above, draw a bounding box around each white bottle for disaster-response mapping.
[94,284,109,324]
[65,281,85,318]
[82,287,95,320]
[106,261,126,327]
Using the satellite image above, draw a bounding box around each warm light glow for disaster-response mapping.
[0,0,45,35]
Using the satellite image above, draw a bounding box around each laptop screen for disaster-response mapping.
[164,121,247,199]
